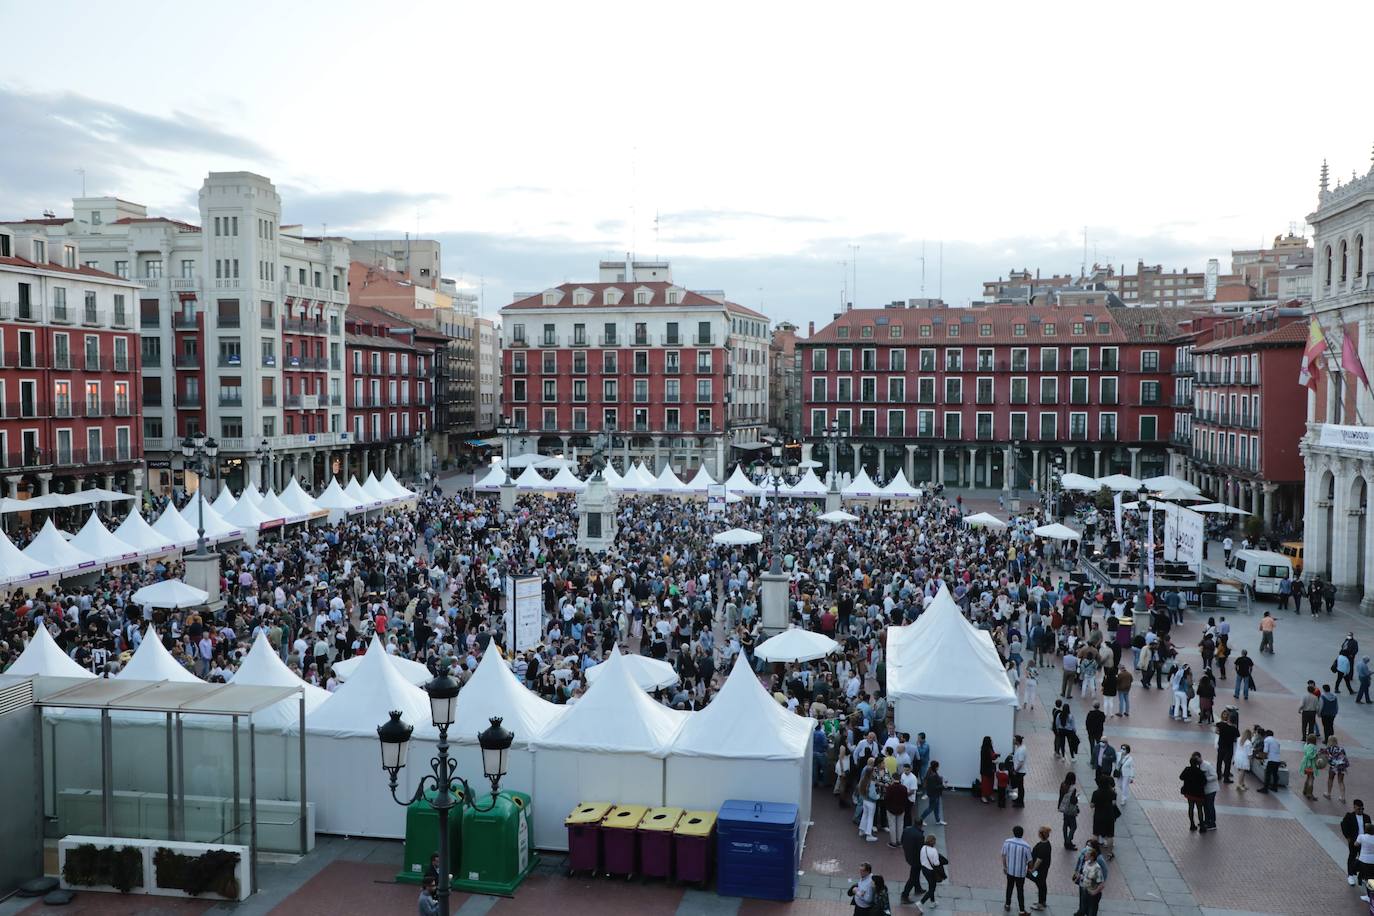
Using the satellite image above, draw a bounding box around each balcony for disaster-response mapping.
[661,334,683,347]
[508,336,528,348]
[260,314,277,329]
[82,308,103,327]
[569,335,590,348]
[217,354,243,368]
[262,393,278,406]
[113,357,131,372]
[15,301,41,323]
[216,314,241,328]
[52,354,72,371]
[213,278,241,290]
[975,426,994,441]
[174,354,200,369]
[113,399,132,417]
[539,335,560,348]
[1039,396,1058,405]
[175,393,201,407]
[170,277,199,291]
[1170,432,1191,446]
[82,356,102,371]
[218,395,243,407]
[695,422,715,433]
[1099,428,1118,442]
[173,313,199,330]
[331,359,342,371]
[694,335,717,347]
[54,401,73,418]
[141,312,161,329]
[1069,428,1089,441]
[141,393,161,407]
[1173,361,1194,376]
[1172,395,1192,407]
[284,395,302,408]
[597,334,619,347]
[330,394,342,407]
[50,305,73,325]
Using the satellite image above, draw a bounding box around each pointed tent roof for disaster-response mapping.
[451,646,565,746]
[344,477,372,504]
[672,654,812,759]
[114,509,177,555]
[223,494,272,530]
[118,625,202,683]
[1059,472,1101,493]
[599,464,625,489]
[0,529,50,582]
[256,489,296,523]
[684,466,715,493]
[279,478,323,516]
[238,481,265,509]
[609,463,643,491]
[231,631,330,724]
[361,472,392,502]
[881,469,921,500]
[652,464,686,493]
[152,503,199,546]
[6,623,95,679]
[630,463,658,489]
[306,636,435,739]
[534,647,688,754]
[889,586,1016,706]
[841,467,882,498]
[474,466,508,491]
[212,487,237,515]
[379,470,414,498]
[316,478,361,509]
[1097,473,1144,492]
[23,519,96,570]
[785,468,828,498]
[329,635,433,685]
[724,465,763,496]
[548,465,587,492]
[68,513,140,565]
[513,464,548,489]
[180,493,241,540]
[131,578,208,608]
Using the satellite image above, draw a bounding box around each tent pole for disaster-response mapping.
[298,692,308,856]
[176,713,185,841]
[100,710,112,836]
[250,722,259,895]
[166,712,174,839]
[232,716,241,845]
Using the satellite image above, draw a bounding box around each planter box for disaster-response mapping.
[58,835,251,901]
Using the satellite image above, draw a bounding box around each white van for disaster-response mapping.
[1230,549,1294,597]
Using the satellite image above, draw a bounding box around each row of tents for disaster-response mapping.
[8,625,815,851]
[0,471,417,587]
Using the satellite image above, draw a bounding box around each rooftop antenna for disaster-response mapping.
[1081,226,1088,278]
[938,241,944,301]
[920,240,927,297]
[849,244,860,308]
[654,208,660,260]
[75,168,86,197]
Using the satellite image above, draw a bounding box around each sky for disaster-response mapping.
[2,0,1373,329]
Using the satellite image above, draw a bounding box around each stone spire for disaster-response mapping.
[1320,159,1330,194]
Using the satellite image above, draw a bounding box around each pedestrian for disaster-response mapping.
[1356,830,1374,905]
[899,819,926,909]
[1072,843,1107,916]
[979,735,997,804]
[918,835,945,907]
[1258,612,1276,654]
[812,720,829,787]
[857,759,880,841]
[417,876,440,916]
[1091,738,1117,786]
[1196,670,1216,724]
[1309,577,1323,617]
[1233,727,1253,792]
[1011,734,1028,809]
[1319,683,1339,740]
[1223,535,1233,565]
[1001,825,1032,916]
[1058,772,1080,850]
[1115,743,1136,803]
[1278,574,1292,611]
[1169,663,1193,722]
[1324,734,1350,803]
[1341,800,1372,888]
[1090,775,1119,857]
[1115,665,1132,717]
[1357,656,1372,704]
[1027,825,1053,911]
[1085,701,1106,748]
[1215,710,1239,783]
[884,768,910,847]
[1233,649,1254,700]
[919,761,946,825]
[1300,732,1320,800]
[1258,729,1282,793]
[1199,754,1219,830]
[871,875,891,916]
[1180,753,1208,832]
[847,861,875,915]
[1335,652,1355,695]
[1300,681,1320,742]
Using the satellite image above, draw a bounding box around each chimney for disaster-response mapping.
[808,321,815,337]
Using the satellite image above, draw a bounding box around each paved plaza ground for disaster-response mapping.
[8,482,1373,914]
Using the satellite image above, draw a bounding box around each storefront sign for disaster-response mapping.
[1319,424,1374,452]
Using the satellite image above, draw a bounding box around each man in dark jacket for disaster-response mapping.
[1342,800,1372,886]
[899,820,925,904]
[1085,702,1107,749]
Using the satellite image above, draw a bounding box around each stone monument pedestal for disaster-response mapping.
[499,481,517,512]
[184,550,223,616]
[824,489,842,514]
[760,570,789,636]
[576,474,618,552]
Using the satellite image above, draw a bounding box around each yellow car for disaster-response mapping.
[1278,541,1304,577]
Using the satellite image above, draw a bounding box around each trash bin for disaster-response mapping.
[673,810,717,887]
[453,791,538,896]
[395,789,461,884]
[637,806,683,881]
[716,800,799,901]
[564,802,612,877]
[601,804,649,878]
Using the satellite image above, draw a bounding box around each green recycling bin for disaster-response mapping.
[452,791,538,896]
[396,789,462,885]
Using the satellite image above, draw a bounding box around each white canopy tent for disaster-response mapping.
[6,624,96,678]
[652,464,687,494]
[724,465,763,497]
[817,510,859,524]
[279,479,324,518]
[754,627,841,663]
[152,504,199,547]
[881,470,922,500]
[513,465,549,490]
[223,495,272,533]
[344,477,374,506]
[584,653,679,691]
[1097,473,1144,492]
[113,510,177,557]
[627,463,658,490]
[212,487,237,515]
[547,466,588,493]
[502,453,546,469]
[0,488,136,515]
[963,511,1007,529]
[230,632,330,729]
[666,655,814,837]
[1192,502,1252,516]
[238,482,266,509]
[887,587,1016,785]
[315,479,362,511]
[379,470,415,499]
[712,527,763,546]
[23,519,97,573]
[0,529,53,584]
[256,490,297,524]
[303,637,436,838]
[68,514,141,567]
[1143,474,1202,495]
[1032,522,1082,541]
[841,468,884,499]
[131,578,209,609]
[361,473,393,503]
[118,625,203,683]
[684,466,715,493]
[786,468,829,499]
[180,494,243,542]
[597,464,625,490]
[473,466,509,491]
[328,636,434,686]
[1059,473,1101,493]
[531,649,687,850]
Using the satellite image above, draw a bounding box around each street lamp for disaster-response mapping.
[820,420,844,511]
[413,430,426,483]
[255,439,272,491]
[180,433,219,557]
[378,661,514,916]
[1134,482,1151,637]
[496,415,520,510]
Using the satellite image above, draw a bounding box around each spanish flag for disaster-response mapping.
[1299,318,1326,390]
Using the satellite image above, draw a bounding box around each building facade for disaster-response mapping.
[768,321,803,441]
[344,305,435,479]
[1300,156,1374,611]
[476,316,500,433]
[0,224,144,498]
[2,173,355,495]
[798,303,1199,488]
[498,260,769,476]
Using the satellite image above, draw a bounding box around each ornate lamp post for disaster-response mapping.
[820,420,844,513]
[377,662,514,916]
[255,439,272,491]
[181,433,219,557]
[496,415,520,512]
[1009,438,1021,512]
[1134,482,1151,637]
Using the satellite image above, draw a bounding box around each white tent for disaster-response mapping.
[1059,473,1101,493]
[1192,502,1252,516]
[963,511,1007,529]
[627,463,658,490]
[667,655,813,836]
[6,624,95,678]
[68,513,140,567]
[328,636,434,686]
[502,453,545,469]
[531,649,687,849]
[23,519,96,572]
[547,466,588,493]
[785,468,828,499]
[817,510,859,524]
[379,470,414,499]
[0,529,52,583]
[304,637,437,838]
[152,503,200,547]
[449,648,565,820]
[315,479,361,510]
[584,653,679,691]
[534,456,574,471]
[1097,473,1144,492]
[212,487,237,515]
[361,473,393,503]
[223,495,272,532]
[118,625,202,683]
[113,510,177,556]
[887,587,1016,785]
[881,470,921,500]
[279,479,324,517]
[841,468,884,499]
[238,482,266,509]
[652,464,686,494]
[179,494,242,542]
[473,465,509,491]
[1143,474,1202,496]
[131,578,208,609]
[1033,522,1082,541]
[754,627,841,663]
[684,466,715,493]
[344,477,373,506]
[256,490,296,523]
[724,465,763,497]
[712,527,763,546]
[513,465,549,490]
[230,632,330,729]
[597,464,625,490]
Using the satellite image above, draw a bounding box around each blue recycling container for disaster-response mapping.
[715,800,799,901]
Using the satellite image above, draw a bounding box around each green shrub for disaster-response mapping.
[62,843,143,893]
[153,847,241,899]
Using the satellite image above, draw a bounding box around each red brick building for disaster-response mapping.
[344,305,436,480]
[1186,306,1307,527]
[798,303,1202,489]
[0,224,144,499]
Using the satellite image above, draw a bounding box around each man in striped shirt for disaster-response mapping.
[1001,825,1032,915]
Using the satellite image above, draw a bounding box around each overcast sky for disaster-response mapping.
[3,1,1372,328]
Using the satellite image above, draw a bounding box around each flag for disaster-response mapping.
[1299,318,1326,390]
[1342,327,1371,392]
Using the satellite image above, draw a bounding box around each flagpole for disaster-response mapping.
[1308,305,1368,427]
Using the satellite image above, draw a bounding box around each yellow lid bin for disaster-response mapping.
[603,804,650,830]
[565,802,613,826]
[638,807,684,832]
[674,810,718,837]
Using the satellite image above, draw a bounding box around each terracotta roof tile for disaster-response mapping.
[801,306,1133,346]
[1193,318,1308,353]
[0,254,133,283]
[110,216,201,232]
[504,281,724,311]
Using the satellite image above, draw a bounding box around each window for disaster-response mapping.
[977,348,995,370]
[695,351,712,373]
[919,348,936,371]
[1100,347,1118,370]
[1072,322,1085,336]
[542,379,557,402]
[1010,412,1027,440]
[603,379,618,401]
[1010,377,1028,404]
[837,326,850,339]
[889,324,903,338]
[1013,323,1026,337]
[916,409,934,437]
[1070,377,1089,404]
[511,323,526,344]
[1100,413,1118,439]
[633,351,648,374]
[1038,413,1057,440]
[1139,415,1158,441]
[861,349,876,371]
[947,323,960,337]
[889,349,906,371]
[1140,380,1161,405]
[541,323,556,346]
[1042,322,1055,336]
[664,350,680,373]
[1039,377,1058,404]
[1141,350,1160,371]
[837,349,853,371]
[1070,347,1089,370]
[1039,347,1058,371]
[837,377,853,401]
[919,324,932,338]
[976,377,994,404]
[887,377,905,402]
[511,352,526,374]
[603,351,618,374]
[511,379,527,402]
[979,323,992,337]
[572,351,586,374]
[115,260,129,279]
[665,378,680,403]
[943,412,961,439]
[917,377,935,404]
[1100,376,1118,404]
[944,377,962,403]
[944,349,962,371]
[835,409,851,434]
[860,325,874,339]
[811,349,827,371]
[1069,412,1087,439]
[633,379,648,402]
[572,323,586,346]
[887,410,905,437]
[860,377,876,402]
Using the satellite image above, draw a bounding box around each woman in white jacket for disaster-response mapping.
[1115,744,1137,803]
